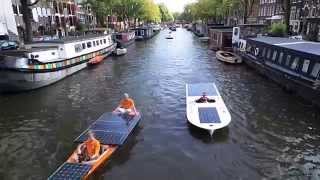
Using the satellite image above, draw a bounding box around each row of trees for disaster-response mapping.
[178,0,292,34]
[84,0,173,27]
[178,0,256,24]
[20,0,173,43]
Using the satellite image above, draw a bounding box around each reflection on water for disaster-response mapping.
[0,29,319,180]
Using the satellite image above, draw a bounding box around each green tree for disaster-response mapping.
[158,3,173,22]
[20,0,40,43]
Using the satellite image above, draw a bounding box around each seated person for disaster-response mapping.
[73,131,101,164]
[196,92,215,103]
[113,93,138,116]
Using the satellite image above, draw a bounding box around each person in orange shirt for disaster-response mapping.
[74,130,101,164]
[113,93,137,116]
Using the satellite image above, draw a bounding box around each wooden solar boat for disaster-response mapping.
[186,83,231,136]
[216,50,242,64]
[48,112,141,180]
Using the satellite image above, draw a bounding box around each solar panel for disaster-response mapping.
[188,83,218,96]
[198,107,221,123]
[75,130,126,145]
[48,163,92,180]
[74,113,141,145]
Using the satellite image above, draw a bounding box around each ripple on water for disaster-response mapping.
[0,29,320,180]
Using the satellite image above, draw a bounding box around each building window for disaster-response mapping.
[100,40,103,44]
[12,4,18,14]
[93,41,96,46]
[311,63,320,78]
[82,43,86,49]
[302,59,310,73]
[103,39,106,44]
[96,40,99,45]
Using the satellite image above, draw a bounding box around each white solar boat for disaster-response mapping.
[186,83,231,136]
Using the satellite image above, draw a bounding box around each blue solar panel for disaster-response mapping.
[74,113,141,145]
[188,83,218,96]
[48,163,92,180]
[198,107,221,123]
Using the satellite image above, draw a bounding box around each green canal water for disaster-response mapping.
[0,29,320,180]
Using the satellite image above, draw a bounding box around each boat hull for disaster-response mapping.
[242,55,320,108]
[216,51,242,64]
[186,83,231,136]
[0,44,116,93]
[0,63,87,92]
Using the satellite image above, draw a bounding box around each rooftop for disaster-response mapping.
[249,36,320,56]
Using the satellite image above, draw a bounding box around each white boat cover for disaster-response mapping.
[186,83,231,135]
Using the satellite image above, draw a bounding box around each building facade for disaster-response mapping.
[75,0,96,31]
[289,0,304,34]
[11,0,83,41]
[258,0,283,24]
[301,0,320,41]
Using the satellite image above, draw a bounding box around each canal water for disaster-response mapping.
[0,29,320,180]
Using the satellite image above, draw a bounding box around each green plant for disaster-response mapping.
[269,23,287,37]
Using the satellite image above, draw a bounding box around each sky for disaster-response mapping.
[154,0,196,13]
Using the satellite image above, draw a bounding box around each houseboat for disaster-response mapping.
[241,36,320,107]
[209,28,233,51]
[113,31,135,48]
[232,24,267,52]
[0,34,116,92]
[132,26,155,41]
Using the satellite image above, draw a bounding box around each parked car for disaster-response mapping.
[0,40,19,50]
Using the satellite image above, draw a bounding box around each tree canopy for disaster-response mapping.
[84,0,165,26]
[158,3,173,22]
[179,0,254,24]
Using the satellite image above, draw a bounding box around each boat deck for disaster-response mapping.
[249,37,320,56]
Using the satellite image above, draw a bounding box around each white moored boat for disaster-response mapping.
[115,47,127,56]
[186,83,231,136]
[166,33,173,39]
[216,50,242,64]
[0,34,116,92]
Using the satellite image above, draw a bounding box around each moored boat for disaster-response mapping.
[166,33,174,39]
[132,26,156,41]
[0,34,116,92]
[115,47,127,56]
[113,31,135,48]
[186,83,231,136]
[48,112,141,180]
[216,50,242,64]
[240,36,320,108]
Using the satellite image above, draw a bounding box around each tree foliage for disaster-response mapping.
[179,0,255,24]
[85,0,161,26]
[158,3,173,22]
